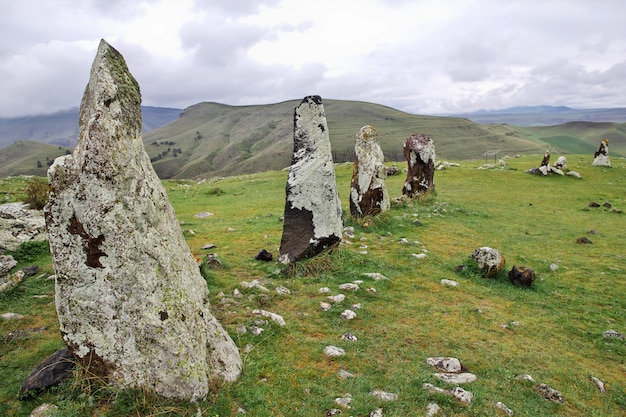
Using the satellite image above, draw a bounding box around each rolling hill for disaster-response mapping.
[1,100,624,179]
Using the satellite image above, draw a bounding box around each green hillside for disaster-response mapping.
[0,141,72,177]
[143,100,550,179]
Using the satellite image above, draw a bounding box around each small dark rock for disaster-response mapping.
[576,237,592,244]
[509,265,536,287]
[588,202,600,207]
[20,265,39,277]
[20,348,75,399]
[255,249,273,262]
[413,219,423,226]
[602,201,612,208]
[203,253,222,269]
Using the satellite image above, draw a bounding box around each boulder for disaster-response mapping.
[402,134,435,197]
[592,139,610,167]
[278,96,343,263]
[471,247,505,277]
[44,40,241,401]
[349,125,390,217]
[0,202,47,253]
[508,265,536,287]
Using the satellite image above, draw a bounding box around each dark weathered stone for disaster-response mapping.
[255,249,273,261]
[279,96,343,263]
[20,348,75,398]
[402,134,435,197]
[350,125,389,217]
[508,265,536,287]
[44,39,241,401]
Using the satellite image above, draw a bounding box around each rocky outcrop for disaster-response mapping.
[279,96,343,263]
[44,39,241,401]
[349,125,389,217]
[0,202,47,253]
[402,133,435,197]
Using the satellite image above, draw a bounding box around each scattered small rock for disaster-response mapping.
[451,387,473,404]
[274,285,291,295]
[370,390,398,401]
[494,401,514,415]
[341,332,358,342]
[324,346,346,357]
[440,279,459,287]
[340,310,357,320]
[369,408,383,417]
[254,249,273,261]
[28,403,59,417]
[320,302,332,311]
[426,357,462,373]
[326,409,342,416]
[412,253,427,260]
[319,287,332,294]
[1,312,24,320]
[251,309,285,326]
[590,376,606,393]
[514,374,535,382]
[576,236,592,244]
[602,329,624,339]
[536,383,564,403]
[328,294,346,303]
[362,272,388,281]
[426,402,441,417]
[334,394,352,408]
[338,369,355,379]
[201,243,216,249]
[433,372,477,384]
[549,263,559,271]
[339,283,359,291]
[194,212,214,218]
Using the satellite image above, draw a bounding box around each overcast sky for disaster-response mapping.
[1,0,625,118]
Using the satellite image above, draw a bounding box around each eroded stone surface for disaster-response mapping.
[279,96,343,263]
[44,40,241,401]
[350,125,390,216]
[471,247,505,277]
[402,133,435,197]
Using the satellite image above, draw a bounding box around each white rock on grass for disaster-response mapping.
[426,403,441,417]
[362,272,388,281]
[318,287,332,294]
[426,357,462,373]
[451,387,473,404]
[370,390,398,401]
[251,309,286,326]
[328,294,346,303]
[339,282,360,291]
[341,310,357,320]
[495,401,514,416]
[590,376,606,392]
[434,372,477,384]
[320,302,332,311]
[369,408,383,417]
[324,346,346,357]
[412,253,427,259]
[334,395,352,408]
[440,279,459,287]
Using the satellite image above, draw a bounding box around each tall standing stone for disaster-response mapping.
[350,125,390,217]
[279,96,343,263]
[44,40,241,401]
[402,133,435,198]
[592,139,610,167]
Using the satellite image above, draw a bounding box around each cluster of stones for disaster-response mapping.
[526,150,582,178]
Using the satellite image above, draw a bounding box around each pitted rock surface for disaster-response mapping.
[402,133,435,197]
[350,125,390,216]
[44,39,241,401]
[279,96,342,263]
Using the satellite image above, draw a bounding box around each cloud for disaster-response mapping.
[1,0,625,118]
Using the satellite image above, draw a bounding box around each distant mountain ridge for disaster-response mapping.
[1,100,624,179]
[446,105,626,126]
[0,106,182,149]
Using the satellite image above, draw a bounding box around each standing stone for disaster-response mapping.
[402,133,435,197]
[592,139,610,167]
[279,96,343,263]
[350,125,390,217]
[44,40,241,401]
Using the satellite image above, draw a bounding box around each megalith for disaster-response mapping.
[350,125,390,217]
[44,40,241,401]
[592,139,610,167]
[402,133,435,198]
[278,95,343,263]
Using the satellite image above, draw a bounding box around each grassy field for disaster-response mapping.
[0,154,625,416]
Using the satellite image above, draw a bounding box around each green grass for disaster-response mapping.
[0,155,625,416]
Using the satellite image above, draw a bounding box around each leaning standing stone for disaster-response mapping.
[350,125,390,217]
[44,40,241,401]
[402,133,435,197]
[279,96,343,263]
